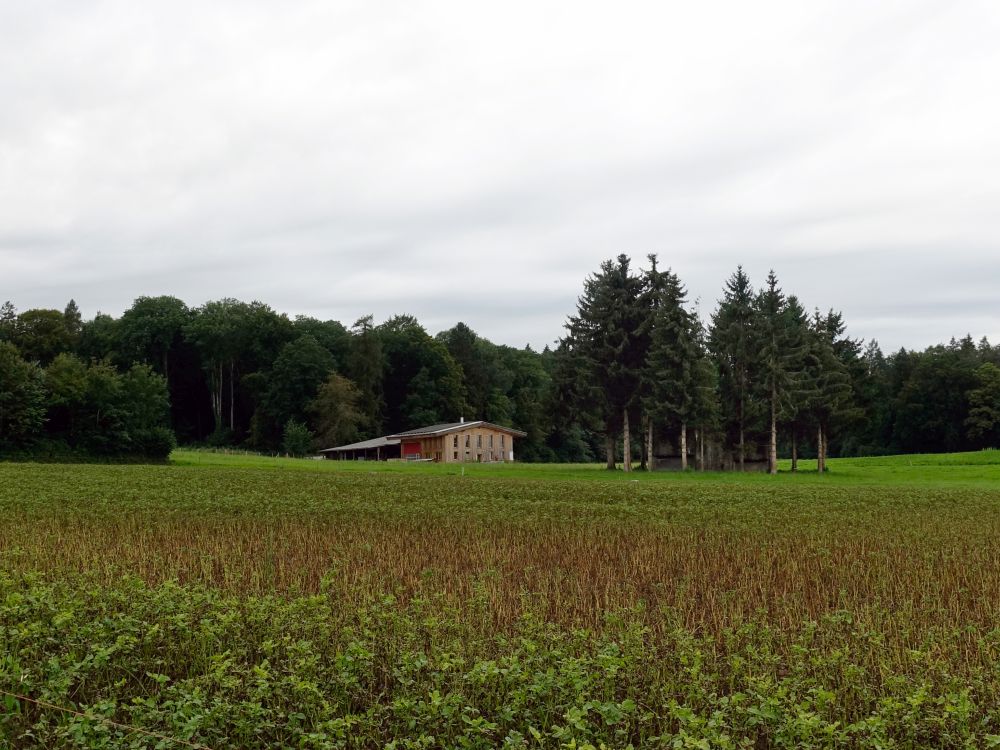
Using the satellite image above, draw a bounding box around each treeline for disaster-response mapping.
[558,255,1000,471]
[0,302,174,459]
[2,258,999,464]
[0,298,559,460]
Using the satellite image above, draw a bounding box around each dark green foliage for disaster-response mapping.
[709,266,763,467]
[378,315,465,434]
[889,337,982,454]
[11,308,74,364]
[0,300,16,342]
[566,255,647,468]
[0,348,173,460]
[643,261,700,439]
[2,267,998,462]
[966,363,1000,447]
[310,372,365,448]
[254,335,335,447]
[0,342,46,452]
[118,296,190,383]
[346,316,386,439]
[63,299,83,346]
[76,313,121,363]
[293,315,350,365]
[281,418,314,457]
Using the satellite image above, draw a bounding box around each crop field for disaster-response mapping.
[3,453,1000,748]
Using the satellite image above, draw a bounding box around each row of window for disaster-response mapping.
[452,434,505,449]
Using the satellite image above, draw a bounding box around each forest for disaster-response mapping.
[1,255,999,464]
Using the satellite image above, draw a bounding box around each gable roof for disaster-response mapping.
[386,420,527,439]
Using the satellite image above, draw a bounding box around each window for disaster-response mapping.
[477,435,482,448]
[453,436,458,448]
[465,435,470,447]
[453,451,458,460]
[489,435,494,448]
[501,435,505,447]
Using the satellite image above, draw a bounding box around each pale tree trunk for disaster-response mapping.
[680,422,688,471]
[229,360,235,431]
[738,395,745,472]
[821,425,828,472]
[219,362,224,431]
[623,407,632,473]
[605,432,616,470]
[640,414,648,471]
[817,425,825,473]
[791,429,798,473]
[769,384,777,475]
[211,362,224,432]
[647,418,655,471]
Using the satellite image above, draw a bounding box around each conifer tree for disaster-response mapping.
[643,262,699,469]
[709,266,760,470]
[782,295,816,471]
[755,272,809,474]
[63,300,83,346]
[567,255,645,470]
[808,310,857,472]
[0,302,16,344]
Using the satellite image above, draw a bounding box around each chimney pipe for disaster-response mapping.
[460,416,465,423]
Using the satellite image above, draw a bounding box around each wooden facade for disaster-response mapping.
[387,421,526,463]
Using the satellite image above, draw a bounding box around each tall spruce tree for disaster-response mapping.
[808,310,857,472]
[709,266,760,470]
[566,255,645,470]
[346,316,385,439]
[755,271,809,474]
[643,262,699,470]
[782,295,816,471]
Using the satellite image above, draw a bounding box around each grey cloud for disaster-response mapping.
[1,0,999,352]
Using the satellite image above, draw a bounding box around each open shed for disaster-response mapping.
[319,436,401,461]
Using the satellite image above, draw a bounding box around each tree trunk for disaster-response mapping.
[219,362,224,431]
[680,421,688,471]
[229,360,235,432]
[640,415,648,471]
[817,425,825,473]
[211,362,223,432]
[769,383,777,475]
[738,395,745,472]
[647,417,655,471]
[821,425,828,473]
[623,407,631,473]
[791,429,798,473]
[605,432,616,470]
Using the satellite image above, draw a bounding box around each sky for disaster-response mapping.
[2,0,999,352]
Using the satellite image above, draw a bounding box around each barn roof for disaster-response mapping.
[387,421,526,439]
[318,436,401,453]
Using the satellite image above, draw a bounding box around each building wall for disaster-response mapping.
[447,427,513,463]
[404,427,515,463]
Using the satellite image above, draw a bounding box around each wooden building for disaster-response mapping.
[321,419,526,463]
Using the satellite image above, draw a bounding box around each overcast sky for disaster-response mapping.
[2,1,999,352]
